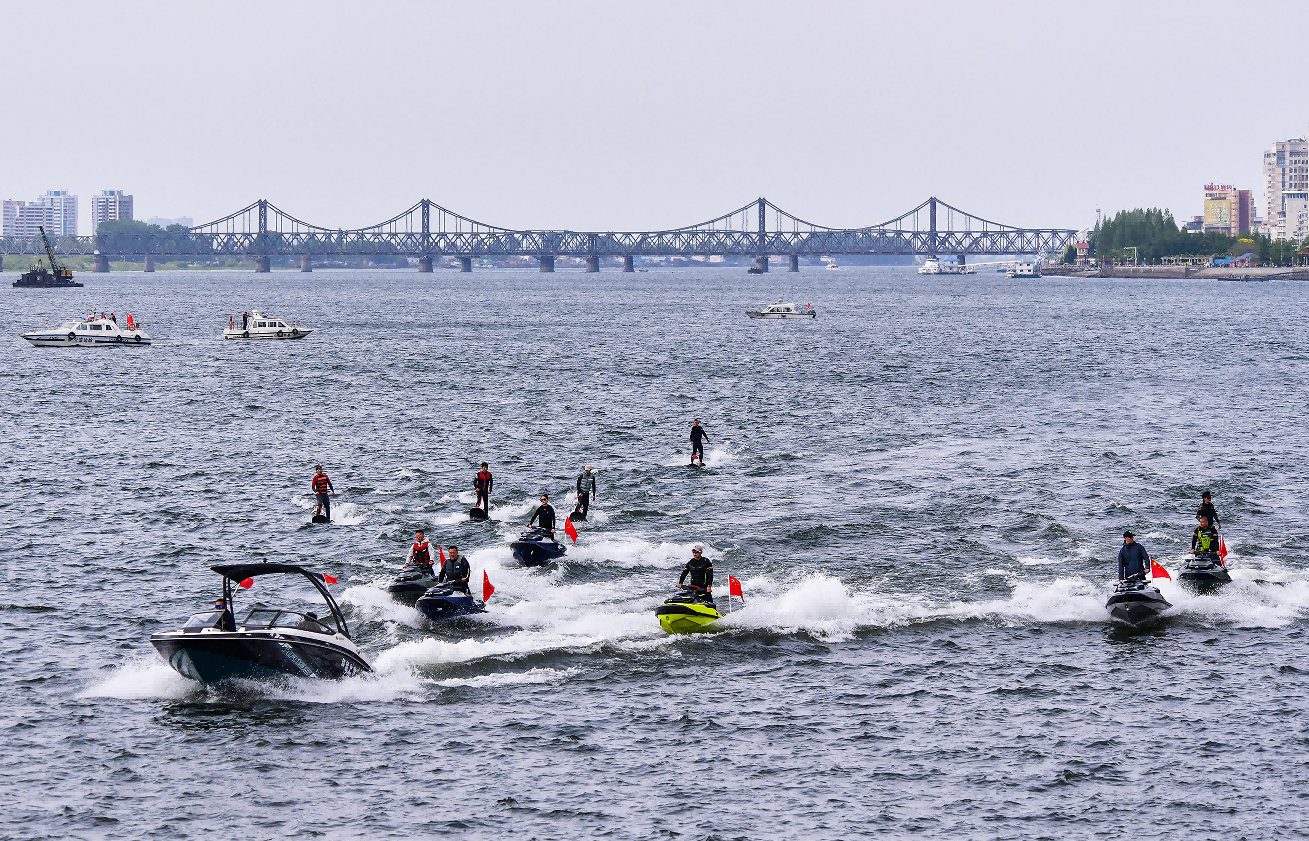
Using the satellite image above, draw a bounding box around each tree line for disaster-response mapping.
[1060,208,1309,265]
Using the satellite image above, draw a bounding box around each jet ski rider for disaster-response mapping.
[1117,531,1150,582]
[1192,515,1221,560]
[530,494,558,542]
[1197,490,1221,530]
[436,545,471,594]
[678,545,714,601]
[407,530,434,575]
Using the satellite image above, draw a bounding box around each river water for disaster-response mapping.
[3,268,1308,839]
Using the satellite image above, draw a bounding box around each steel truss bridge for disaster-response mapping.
[1,197,1077,272]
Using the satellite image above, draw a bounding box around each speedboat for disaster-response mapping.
[745,300,817,319]
[655,587,722,633]
[149,563,371,685]
[1105,579,1171,627]
[223,310,313,340]
[415,583,487,623]
[1178,555,1231,592]
[21,312,151,347]
[510,528,567,566]
[386,564,439,603]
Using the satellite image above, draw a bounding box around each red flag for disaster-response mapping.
[439,545,447,563]
[239,578,254,589]
[483,570,495,602]
[564,517,578,544]
[1219,536,1228,561]
[1150,559,1171,581]
[729,575,744,602]
[323,574,338,584]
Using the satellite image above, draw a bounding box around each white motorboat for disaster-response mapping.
[746,300,817,319]
[918,257,943,275]
[223,310,314,340]
[825,261,840,270]
[21,312,151,347]
[918,257,974,275]
[1006,262,1042,279]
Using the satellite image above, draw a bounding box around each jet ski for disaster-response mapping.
[1178,555,1231,592]
[386,564,438,603]
[311,513,330,524]
[655,586,722,634]
[415,583,488,622]
[510,528,567,566]
[1105,578,1171,627]
[150,563,371,686]
[469,507,489,521]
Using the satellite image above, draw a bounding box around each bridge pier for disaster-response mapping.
[301,255,312,272]
[419,256,433,273]
[459,256,472,272]
[788,254,799,272]
[585,256,600,273]
[754,255,769,273]
[957,254,965,267]
[255,256,271,273]
[144,255,155,273]
[623,256,634,272]
[539,255,555,273]
[94,255,109,272]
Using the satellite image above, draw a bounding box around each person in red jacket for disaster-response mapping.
[473,462,493,515]
[312,465,336,522]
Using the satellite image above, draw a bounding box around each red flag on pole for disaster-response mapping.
[439,545,447,563]
[483,570,495,602]
[323,574,338,584]
[239,578,254,589]
[1218,536,1228,561]
[1150,559,1171,581]
[564,517,578,544]
[729,575,745,602]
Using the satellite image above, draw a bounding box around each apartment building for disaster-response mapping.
[2,190,78,238]
[91,190,134,231]
[1263,129,1309,241]
[1202,184,1253,236]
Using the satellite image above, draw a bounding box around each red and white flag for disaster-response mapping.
[1150,559,1171,581]
[729,575,745,602]
[483,571,495,602]
[564,517,579,544]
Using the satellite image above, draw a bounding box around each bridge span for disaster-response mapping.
[1,197,1077,273]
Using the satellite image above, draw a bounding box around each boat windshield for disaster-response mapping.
[182,610,225,631]
[273,612,335,634]
[241,607,280,628]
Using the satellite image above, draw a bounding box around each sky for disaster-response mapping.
[4,0,1307,235]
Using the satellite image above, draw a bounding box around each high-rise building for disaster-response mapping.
[4,191,78,237]
[43,190,77,236]
[1202,185,1253,236]
[1279,191,1309,244]
[1263,129,1309,241]
[91,190,133,231]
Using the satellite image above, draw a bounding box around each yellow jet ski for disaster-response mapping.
[655,587,722,634]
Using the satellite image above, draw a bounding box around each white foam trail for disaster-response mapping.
[435,667,581,688]
[78,658,196,700]
[253,669,427,703]
[340,582,426,628]
[660,442,741,468]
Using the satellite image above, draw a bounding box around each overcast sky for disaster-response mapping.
[4,0,1306,234]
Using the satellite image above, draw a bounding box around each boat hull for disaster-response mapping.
[655,602,722,634]
[745,311,816,319]
[511,539,566,566]
[21,331,151,347]
[150,630,371,685]
[387,570,438,603]
[1105,585,1170,627]
[1178,559,1231,592]
[223,327,313,340]
[415,589,487,622]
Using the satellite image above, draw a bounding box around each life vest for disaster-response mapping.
[476,471,492,492]
[312,474,332,493]
[1194,527,1219,555]
[412,542,431,567]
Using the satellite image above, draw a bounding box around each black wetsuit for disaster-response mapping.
[690,425,708,463]
[530,503,557,536]
[678,556,714,597]
[576,472,596,516]
[1197,501,1220,528]
[1117,541,1150,580]
[436,554,471,593]
[1192,525,1221,558]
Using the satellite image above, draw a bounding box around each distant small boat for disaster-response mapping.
[21,312,150,347]
[1006,262,1042,279]
[825,261,839,270]
[746,266,765,275]
[746,300,817,319]
[223,310,313,340]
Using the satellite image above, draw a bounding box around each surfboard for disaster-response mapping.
[469,507,488,521]
[311,514,330,524]
[571,509,587,522]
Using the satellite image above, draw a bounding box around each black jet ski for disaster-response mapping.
[656,586,722,633]
[415,583,488,622]
[510,528,567,566]
[386,564,438,603]
[1105,578,1171,627]
[311,513,330,524]
[1178,555,1231,592]
[150,563,370,685]
[469,507,489,521]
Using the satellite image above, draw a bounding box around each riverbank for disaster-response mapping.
[1044,265,1309,280]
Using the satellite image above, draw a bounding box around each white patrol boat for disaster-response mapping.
[223,310,313,340]
[746,300,817,319]
[21,312,151,347]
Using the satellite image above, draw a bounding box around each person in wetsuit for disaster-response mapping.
[576,466,596,517]
[530,494,557,541]
[312,465,336,521]
[406,530,434,575]
[474,463,493,515]
[1197,490,1221,530]
[1118,531,1151,582]
[690,419,709,465]
[678,545,714,601]
[436,545,471,594]
[1192,515,1222,559]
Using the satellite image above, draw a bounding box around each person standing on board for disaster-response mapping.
[312,465,336,522]
[1197,490,1221,530]
[474,463,494,515]
[576,466,597,517]
[1117,531,1151,582]
[242,311,250,330]
[690,419,710,466]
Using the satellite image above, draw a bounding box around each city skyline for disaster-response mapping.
[2,0,1307,234]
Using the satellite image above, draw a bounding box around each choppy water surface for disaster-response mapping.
[4,268,1309,839]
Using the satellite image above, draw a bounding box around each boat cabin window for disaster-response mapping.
[182,610,225,632]
[277,322,287,328]
[76,325,87,331]
[90,324,102,330]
